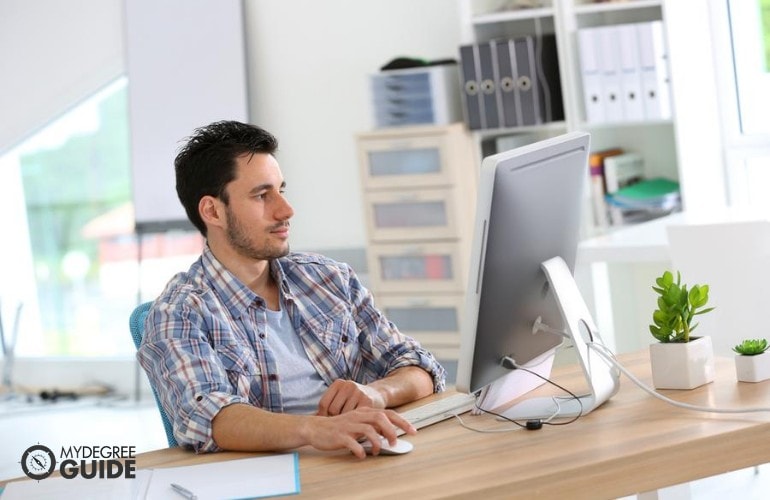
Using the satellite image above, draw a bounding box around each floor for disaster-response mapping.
[1,399,768,498]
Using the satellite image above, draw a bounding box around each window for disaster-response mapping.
[728,0,770,137]
[0,78,202,357]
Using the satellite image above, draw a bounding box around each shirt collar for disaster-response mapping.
[201,244,294,317]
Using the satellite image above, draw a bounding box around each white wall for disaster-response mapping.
[244,0,462,250]
[0,0,124,154]
[1,0,462,252]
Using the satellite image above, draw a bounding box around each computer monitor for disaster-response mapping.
[456,131,619,420]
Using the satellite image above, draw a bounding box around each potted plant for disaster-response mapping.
[733,338,770,383]
[648,270,716,389]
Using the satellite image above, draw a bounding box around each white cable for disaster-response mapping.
[587,341,770,414]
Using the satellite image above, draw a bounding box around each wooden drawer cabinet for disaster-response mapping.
[357,123,479,361]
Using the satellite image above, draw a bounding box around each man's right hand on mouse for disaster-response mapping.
[301,407,416,459]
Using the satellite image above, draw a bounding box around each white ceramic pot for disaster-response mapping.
[734,352,770,383]
[649,336,715,390]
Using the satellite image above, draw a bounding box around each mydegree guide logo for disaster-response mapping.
[20,443,137,481]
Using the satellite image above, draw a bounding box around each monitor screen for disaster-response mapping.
[456,132,590,395]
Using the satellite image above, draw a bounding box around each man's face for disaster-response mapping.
[221,153,294,261]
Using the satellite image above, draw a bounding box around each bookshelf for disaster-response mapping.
[457,0,726,237]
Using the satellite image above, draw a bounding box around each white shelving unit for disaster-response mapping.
[457,0,727,354]
[458,0,726,237]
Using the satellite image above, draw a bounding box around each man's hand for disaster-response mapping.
[317,379,385,416]
[301,407,416,459]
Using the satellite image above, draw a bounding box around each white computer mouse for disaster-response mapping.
[360,437,414,455]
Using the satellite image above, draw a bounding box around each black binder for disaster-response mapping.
[459,44,483,130]
[477,41,501,129]
[494,39,520,128]
[513,35,564,126]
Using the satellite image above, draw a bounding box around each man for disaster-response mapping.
[137,120,446,458]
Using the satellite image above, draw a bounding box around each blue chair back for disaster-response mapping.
[130,301,178,447]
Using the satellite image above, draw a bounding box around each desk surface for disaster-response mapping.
[130,351,770,499]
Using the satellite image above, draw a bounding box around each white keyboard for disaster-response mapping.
[398,392,477,434]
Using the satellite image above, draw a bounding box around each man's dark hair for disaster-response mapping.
[175,120,278,236]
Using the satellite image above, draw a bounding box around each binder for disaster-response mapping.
[617,23,645,122]
[459,43,483,130]
[477,41,501,129]
[513,36,539,126]
[577,27,605,123]
[598,26,623,123]
[636,20,672,120]
[533,34,564,124]
[495,39,520,128]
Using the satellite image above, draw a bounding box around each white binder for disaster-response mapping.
[617,23,645,122]
[637,20,672,120]
[598,26,623,123]
[577,27,605,123]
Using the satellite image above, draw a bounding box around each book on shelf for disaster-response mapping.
[603,152,644,225]
[588,147,624,229]
[605,177,681,224]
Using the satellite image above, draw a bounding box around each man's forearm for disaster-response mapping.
[211,402,417,458]
[212,403,312,452]
[368,366,435,408]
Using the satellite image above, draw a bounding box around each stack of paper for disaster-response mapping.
[605,177,681,223]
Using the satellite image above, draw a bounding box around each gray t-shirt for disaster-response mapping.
[264,304,328,414]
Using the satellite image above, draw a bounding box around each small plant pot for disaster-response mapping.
[735,352,770,383]
[649,336,715,390]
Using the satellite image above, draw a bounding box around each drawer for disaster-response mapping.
[368,242,467,294]
[363,188,464,242]
[374,105,436,128]
[371,72,432,97]
[377,294,464,360]
[358,133,456,190]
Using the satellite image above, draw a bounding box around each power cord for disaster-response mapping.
[587,341,770,414]
[457,357,584,434]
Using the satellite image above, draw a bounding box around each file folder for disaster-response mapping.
[513,36,538,126]
[598,26,623,123]
[477,41,501,129]
[494,39,520,128]
[513,34,563,126]
[617,23,644,121]
[577,27,605,123]
[534,34,564,124]
[637,20,672,120]
[459,43,483,130]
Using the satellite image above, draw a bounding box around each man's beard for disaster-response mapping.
[225,207,290,261]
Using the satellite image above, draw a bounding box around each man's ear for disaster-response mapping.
[199,195,225,230]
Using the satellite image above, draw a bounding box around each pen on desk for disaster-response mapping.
[170,482,198,500]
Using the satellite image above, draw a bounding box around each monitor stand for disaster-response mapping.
[500,256,620,421]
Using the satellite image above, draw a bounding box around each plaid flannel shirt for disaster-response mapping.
[137,245,446,452]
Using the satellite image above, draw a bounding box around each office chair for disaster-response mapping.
[129,301,178,447]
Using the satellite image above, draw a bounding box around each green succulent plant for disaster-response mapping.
[732,338,769,356]
[649,270,714,343]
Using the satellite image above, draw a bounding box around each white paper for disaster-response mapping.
[145,453,300,500]
[1,469,152,499]
[2,454,299,499]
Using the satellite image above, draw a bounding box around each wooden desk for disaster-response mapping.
[130,351,770,499]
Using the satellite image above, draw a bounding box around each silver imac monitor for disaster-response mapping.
[456,131,619,419]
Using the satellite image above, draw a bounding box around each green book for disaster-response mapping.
[613,178,679,200]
